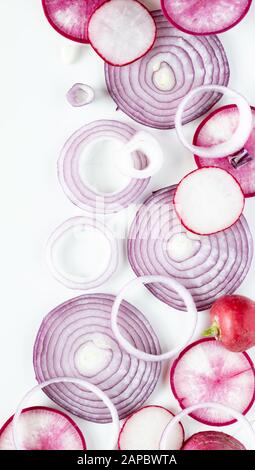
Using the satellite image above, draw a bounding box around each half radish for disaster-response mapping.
[88,0,156,66]
[118,406,184,450]
[170,338,255,426]
[173,167,245,235]
[161,0,252,35]
[42,0,106,43]
[0,406,86,450]
[194,105,255,198]
[182,431,246,450]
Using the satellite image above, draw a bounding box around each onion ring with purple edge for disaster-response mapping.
[111,275,197,362]
[12,377,120,450]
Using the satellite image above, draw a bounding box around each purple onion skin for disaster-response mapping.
[182,431,246,450]
[128,185,253,311]
[33,294,161,423]
[105,10,230,130]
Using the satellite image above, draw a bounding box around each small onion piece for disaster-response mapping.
[41,0,106,43]
[66,83,95,107]
[33,294,161,423]
[46,217,119,290]
[111,275,198,362]
[175,85,253,158]
[58,120,150,213]
[159,403,255,451]
[127,185,253,311]
[105,10,230,130]
[12,378,120,450]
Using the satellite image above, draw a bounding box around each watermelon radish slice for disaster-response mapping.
[88,0,156,66]
[118,406,184,450]
[182,431,246,450]
[170,338,255,426]
[42,0,106,43]
[173,167,245,235]
[194,105,255,198]
[0,406,86,450]
[161,0,252,35]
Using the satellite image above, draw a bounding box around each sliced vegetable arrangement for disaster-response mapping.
[3,1,255,452]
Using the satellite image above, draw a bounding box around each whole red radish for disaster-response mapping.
[204,295,255,352]
[182,431,245,451]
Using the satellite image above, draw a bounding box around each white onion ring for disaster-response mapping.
[117,131,164,179]
[46,217,119,290]
[159,402,255,451]
[111,275,197,362]
[12,377,120,451]
[175,85,253,158]
[58,120,150,214]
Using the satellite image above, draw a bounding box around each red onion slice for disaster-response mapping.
[33,294,161,423]
[161,0,252,36]
[0,407,86,450]
[194,105,255,198]
[58,120,150,213]
[175,85,253,158]
[42,0,106,43]
[111,275,197,362]
[105,10,230,130]
[160,403,255,451]
[12,378,119,450]
[127,185,253,311]
[46,217,119,290]
[66,83,95,107]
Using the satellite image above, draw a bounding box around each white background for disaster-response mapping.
[0,0,255,450]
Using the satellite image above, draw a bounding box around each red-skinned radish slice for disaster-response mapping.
[204,295,255,352]
[88,0,156,66]
[182,431,246,450]
[46,217,119,290]
[175,86,252,158]
[160,402,255,450]
[173,168,245,235]
[170,338,255,426]
[161,0,252,36]
[118,406,184,450]
[194,105,255,198]
[58,120,150,214]
[111,275,198,362]
[42,0,106,43]
[12,378,120,450]
[128,185,253,311]
[33,294,161,423]
[105,11,230,129]
[0,407,86,450]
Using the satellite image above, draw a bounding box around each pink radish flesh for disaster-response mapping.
[161,0,252,35]
[173,167,244,235]
[118,406,184,450]
[170,338,255,426]
[88,0,156,66]
[194,105,255,198]
[42,0,106,43]
[0,407,86,450]
[182,431,246,450]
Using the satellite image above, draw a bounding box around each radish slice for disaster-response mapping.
[12,378,120,450]
[182,431,246,450]
[161,0,252,36]
[42,0,106,43]
[88,0,156,66]
[111,275,198,362]
[194,105,255,198]
[175,86,253,159]
[174,168,245,235]
[170,338,255,426]
[160,402,255,450]
[0,407,86,450]
[118,406,184,450]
